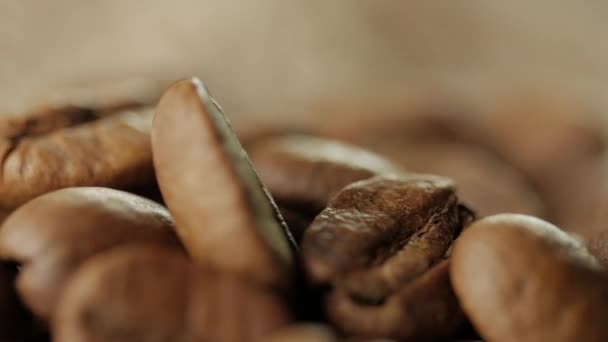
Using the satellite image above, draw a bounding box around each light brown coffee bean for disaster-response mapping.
[302,175,472,339]
[152,78,294,288]
[0,187,179,320]
[451,214,608,342]
[54,245,291,342]
[0,104,156,208]
[248,134,401,213]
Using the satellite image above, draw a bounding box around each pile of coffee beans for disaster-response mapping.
[1,77,608,341]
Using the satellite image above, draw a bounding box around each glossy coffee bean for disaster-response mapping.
[452,214,608,342]
[152,78,295,288]
[54,245,291,342]
[0,187,179,320]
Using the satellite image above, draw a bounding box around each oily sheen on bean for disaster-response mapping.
[0,187,179,320]
[302,174,472,339]
[0,105,156,208]
[151,78,294,288]
[451,214,608,342]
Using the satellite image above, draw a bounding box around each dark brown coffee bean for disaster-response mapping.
[152,78,294,288]
[383,142,546,218]
[0,105,156,208]
[302,174,471,339]
[303,174,470,301]
[248,134,401,214]
[328,260,466,341]
[451,214,608,342]
[54,244,291,342]
[0,187,179,320]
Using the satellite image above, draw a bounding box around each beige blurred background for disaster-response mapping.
[2,1,608,125]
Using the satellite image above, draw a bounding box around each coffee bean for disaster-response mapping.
[152,78,295,288]
[327,260,466,340]
[54,245,291,342]
[303,174,470,299]
[0,187,179,320]
[0,104,156,208]
[248,134,401,214]
[302,174,472,339]
[451,214,608,342]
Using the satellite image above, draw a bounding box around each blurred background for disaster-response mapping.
[2,1,608,125]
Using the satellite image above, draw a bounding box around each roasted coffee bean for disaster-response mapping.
[302,174,472,339]
[265,324,338,342]
[54,245,291,342]
[0,104,156,208]
[248,134,401,213]
[0,187,179,320]
[327,260,466,340]
[451,214,608,342]
[152,78,295,288]
[303,174,470,300]
[383,142,546,218]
